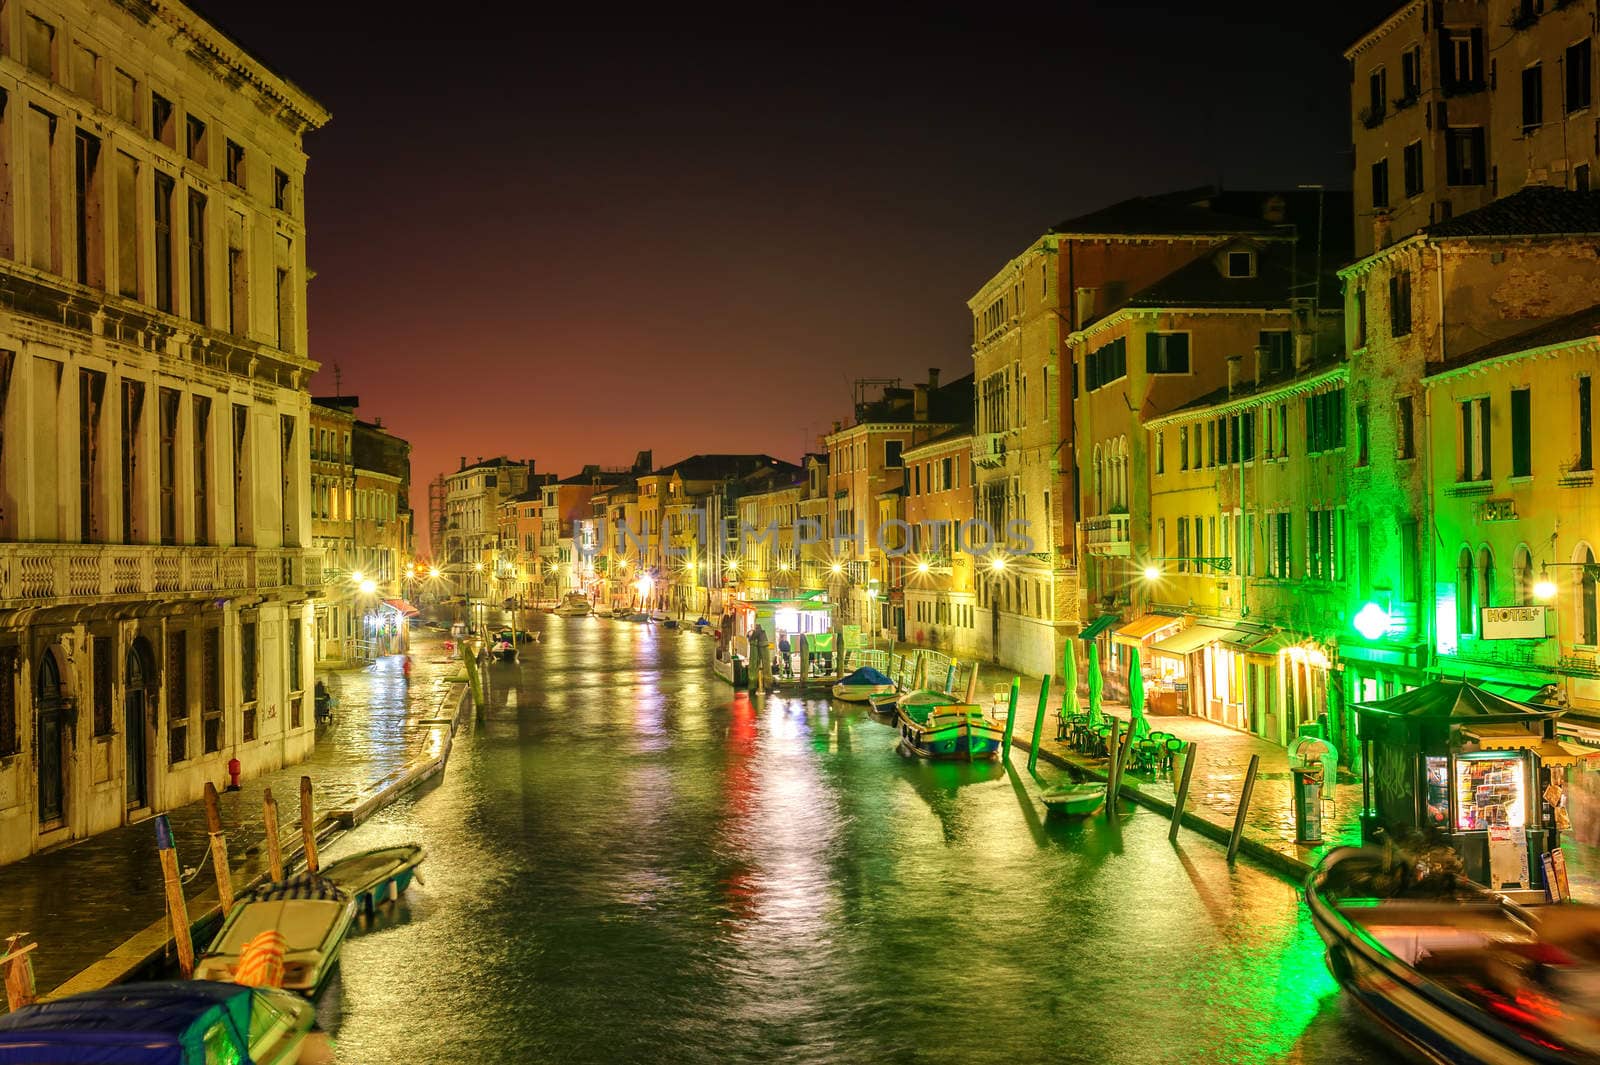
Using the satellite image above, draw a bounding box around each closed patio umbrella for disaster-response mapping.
[1128,646,1151,741]
[1061,642,1080,718]
[1087,642,1104,728]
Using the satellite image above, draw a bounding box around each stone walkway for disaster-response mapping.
[0,632,462,995]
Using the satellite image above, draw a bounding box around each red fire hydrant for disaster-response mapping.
[226,756,242,792]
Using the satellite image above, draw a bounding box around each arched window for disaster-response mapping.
[1093,444,1104,513]
[1477,546,1495,612]
[1513,544,1534,605]
[1118,436,1130,510]
[1456,547,1475,635]
[1581,544,1598,647]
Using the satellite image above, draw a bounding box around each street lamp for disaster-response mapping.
[1352,601,1391,641]
[1140,556,1233,577]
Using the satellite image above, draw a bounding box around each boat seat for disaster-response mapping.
[1365,924,1501,966]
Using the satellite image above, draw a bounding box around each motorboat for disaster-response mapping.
[194,874,357,997]
[1040,782,1106,817]
[871,687,958,714]
[552,594,593,617]
[1307,845,1600,1062]
[320,843,427,916]
[897,701,1005,760]
[0,981,315,1065]
[832,667,896,703]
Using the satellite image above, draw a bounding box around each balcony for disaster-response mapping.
[1561,461,1595,489]
[0,544,322,606]
[1080,514,1131,556]
[973,431,1011,470]
[1360,104,1386,129]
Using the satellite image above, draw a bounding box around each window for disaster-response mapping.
[1270,511,1292,578]
[1354,288,1367,348]
[114,152,139,299]
[184,114,206,166]
[241,618,258,742]
[232,404,249,544]
[1226,251,1254,278]
[113,69,137,126]
[225,139,244,187]
[92,636,112,737]
[1478,546,1496,613]
[1582,546,1598,646]
[1457,547,1476,635]
[1179,427,1189,470]
[71,44,96,102]
[1401,46,1422,100]
[193,396,210,544]
[1241,410,1256,462]
[1403,141,1424,198]
[1397,395,1416,459]
[1446,128,1486,186]
[1371,159,1390,209]
[153,172,174,313]
[1401,520,1420,603]
[1511,387,1531,477]
[1389,271,1412,336]
[1514,545,1535,605]
[942,456,954,490]
[186,190,206,324]
[1459,396,1491,481]
[1524,64,1544,130]
[120,381,143,543]
[884,439,902,468]
[1085,337,1126,390]
[1155,431,1165,475]
[1368,67,1387,123]
[1446,31,1483,91]
[1356,403,1370,466]
[1305,388,1346,453]
[275,266,292,351]
[1260,330,1292,375]
[78,369,104,542]
[1146,332,1190,375]
[1581,375,1594,471]
[24,16,53,79]
[151,92,174,148]
[1579,164,1593,192]
[167,630,187,763]
[273,168,290,212]
[158,389,178,544]
[1357,522,1372,596]
[1568,39,1593,114]
[201,628,221,754]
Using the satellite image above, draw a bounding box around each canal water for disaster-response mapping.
[314,617,1394,1064]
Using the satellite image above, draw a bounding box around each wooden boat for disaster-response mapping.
[552,594,593,617]
[621,611,650,623]
[872,687,957,714]
[1306,846,1600,1063]
[320,843,427,915]
[1040,782,1106,817]
[194,874,357,998]
[0,981,315,1065]
[832,666,896,703]
[897,701,1005,760]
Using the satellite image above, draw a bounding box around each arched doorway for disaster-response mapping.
[35,650,66,829]
[125,638,154,809]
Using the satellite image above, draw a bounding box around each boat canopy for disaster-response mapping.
[840,667,892,687]
[0,981,257,1064]
[1356,680,1560,723]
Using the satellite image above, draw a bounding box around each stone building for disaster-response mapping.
[900,426,978,659]
[0,0,328,860]
[440,456,535,604]
[732,462,810,603]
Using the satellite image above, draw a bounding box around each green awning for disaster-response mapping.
[1078,614,1119,641]
[1481,680,1549,701]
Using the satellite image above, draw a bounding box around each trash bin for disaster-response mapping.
[1293,766,1324,844]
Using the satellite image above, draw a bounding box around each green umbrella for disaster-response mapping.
[1061,641,1080,718]
[1128,646,1151,741]
[1087,642,1104,727]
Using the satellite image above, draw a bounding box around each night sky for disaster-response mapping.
[211,1,1394,546]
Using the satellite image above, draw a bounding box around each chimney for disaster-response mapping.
[1226,355,1242,397]
[1261,194,1287,224]
[1373,210,1393,251]
[927,367,940,391]
[1075,286,1098,326]
[459,456,466,471]
[913,383,929,422]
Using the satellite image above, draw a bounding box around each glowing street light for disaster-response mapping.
[1142,565,1161,582]
[916,560,931,575]
[351,570,365,584]
[989,556,1006,573]
[428,566,441,579]
[1535,578,1559,601]
[830,562,843,576]
[1353,602,1391,641]
[359,578,378,595]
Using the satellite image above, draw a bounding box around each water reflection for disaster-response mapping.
[314,620,1392,1064]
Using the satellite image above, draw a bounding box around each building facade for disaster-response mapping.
[440,456,534,604]
[0,0,328,860]
[900,427,979,659]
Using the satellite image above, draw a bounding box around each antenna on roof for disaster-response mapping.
[332,362,343,399]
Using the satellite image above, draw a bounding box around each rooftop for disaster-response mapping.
[1428,301,1600,378]
[1424,187,1600,239]
[654,454,793,482]
[901,423,974,457]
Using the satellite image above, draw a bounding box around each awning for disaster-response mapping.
[1112,614,1183,646]
[1244,632,1295,658]
[382,598,420,617]
[1078,614,1120,641]
[1480,680,1549,702]
[1461,722,1546,749]
[1533,740,1600,766]
[1151,624,1236,657]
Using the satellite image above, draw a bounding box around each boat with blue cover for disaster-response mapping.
[832,666,896,703]
[194,874,356,997]
[897,700,1005,759]
[0,980,315,1064]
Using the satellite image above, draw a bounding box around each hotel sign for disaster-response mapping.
[1480,606,1547,641]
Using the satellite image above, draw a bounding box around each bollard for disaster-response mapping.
[965,663,980,703]
[1027,674,1052,774]
[154,814,194,978]
[1104,718,1122,815]
[999,676,1021,761]
[262,787,285,882]
[299,776,319,874]
[202,782,234,913]
[1226,754,1261,864]
[1168,741,1197,844]
[2,934,38,1011]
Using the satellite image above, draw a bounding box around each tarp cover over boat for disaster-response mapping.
[839,667,892,687]
[0,981,257,1064]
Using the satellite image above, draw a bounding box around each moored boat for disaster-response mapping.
[872,687,958,714]
[1040,783,1106,817]
[832,666,896,703]
[194,874,357,997]
[897,701,1004,759]
[1307,845,1600,1063]
[552,594,593,617]
[0,981,316,1065]
[320,843,427,915]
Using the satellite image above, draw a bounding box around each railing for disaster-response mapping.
[1560,461,1595,489]
[0,544,323,603]
[1080,514,1131,556]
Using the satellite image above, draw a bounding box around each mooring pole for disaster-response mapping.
[299,775,319,874]
[1168,742,1197,844]
[154,814,194,978]
[999,676,1021,761]
[2,934,38,1011]
[1027,674,1052,774]
[202,782,233,913]
[1226,754,1261,864]
[1104,717,1122,815]
[262,786,285,881]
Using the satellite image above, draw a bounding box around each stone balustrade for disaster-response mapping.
[0,544,324,604]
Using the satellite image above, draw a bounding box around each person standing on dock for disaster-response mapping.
[749,624,772,692]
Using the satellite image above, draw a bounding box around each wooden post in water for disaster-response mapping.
[964,662,979,703]
[262,787,285,881]
[2,934,38,1011]
[1226,754,1261,864]
[202,782,234,913]
[154,814,194,978]
[1103,718,1122,815]
[1168,741,1197,843]
[299,776,319,874]
[999,676,1021,761]
[1027,674,1052,774]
